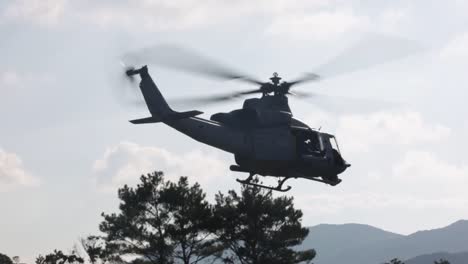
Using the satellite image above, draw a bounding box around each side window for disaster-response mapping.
[329,136,341,153]
[296,130,323,155]
[305,131,321,152]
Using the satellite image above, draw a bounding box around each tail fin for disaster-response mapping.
[127,66,203,123]
[129,66,172,118]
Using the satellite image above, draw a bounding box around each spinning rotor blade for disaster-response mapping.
[115,33,421,109]
[282,34,422,94]
[280,73,321,93]
[108,60,144,108]
[168,90,259,106]
[287,90,314,98]
[288,73,321,86]
[123,88,264,109]
[122,44,264,85]
[298,92,403,114]
[168,88,316,108]
[312,33,423,79]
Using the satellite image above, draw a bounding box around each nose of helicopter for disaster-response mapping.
[337,160,351,174]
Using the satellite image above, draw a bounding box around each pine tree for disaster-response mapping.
[212,183,315,264]
[0,253,13,264]
[99,171,215,264]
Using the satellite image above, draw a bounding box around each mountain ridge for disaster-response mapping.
[405,251,468,264]
[302,219,468,264]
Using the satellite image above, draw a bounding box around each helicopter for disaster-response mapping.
[119,36,420,192]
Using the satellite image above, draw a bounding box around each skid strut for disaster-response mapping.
[236,173,292,192]
[308,176,341,186]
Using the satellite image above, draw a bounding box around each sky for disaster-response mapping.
[1,0,468,261]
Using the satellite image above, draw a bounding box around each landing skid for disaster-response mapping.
[289,171,342,186]
[308,177,341,186]
[236,173,292,192]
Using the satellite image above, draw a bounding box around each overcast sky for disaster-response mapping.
[2,0,468,261]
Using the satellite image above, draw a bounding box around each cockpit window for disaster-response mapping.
[296,130,323,156]
[330,136,341,154]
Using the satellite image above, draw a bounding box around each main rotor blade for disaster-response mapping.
[312,33,423,79]
[281,34,422,94]
[124,88,264,109]
[287,90,314,98]
[299,92,403,113]
[168,89,263,106]
[288,73,321,86]
[281,73,321,92]
[122,44,264,85]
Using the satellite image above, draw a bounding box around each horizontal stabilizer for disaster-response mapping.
[130,110,203,124]
[168,110,203,120]
[130,116,161,124]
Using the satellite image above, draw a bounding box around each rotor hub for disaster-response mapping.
[270,72,282,85]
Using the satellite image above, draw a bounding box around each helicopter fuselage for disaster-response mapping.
[131,66,349,188]
[208,97,349,182]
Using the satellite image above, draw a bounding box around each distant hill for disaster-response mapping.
[405,251,468,264]
[301,220,468,264]
[299,223,403,262]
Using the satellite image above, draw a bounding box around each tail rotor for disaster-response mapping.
[109,61,144,108]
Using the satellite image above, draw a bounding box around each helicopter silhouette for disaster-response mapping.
[119,37,420,191]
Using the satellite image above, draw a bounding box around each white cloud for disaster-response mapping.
[392,150,468,189]
[440,32,468,60]
[78,0,218,32]
[1,0,67,26]
[305,109,450,154]
[93,141,228,192]
[0,0,364,37]
[266,8,370,40]
[336,111,450,153]
[296,149,468,214]
[0,70,55,97]
[78,0,332,32]
[0,71,20,88]
[296,110,465,223]
[376,7,410,34]
[0,148,39,191]
[0,0,414,42]
[298,150,468,212]
[295,192,468,215]
[293,148,468,232]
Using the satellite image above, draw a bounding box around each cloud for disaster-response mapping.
[336,111,450,153]
[293,148,468,231]
[0,0,414,42]
[266,8,370,40]
[77,0,220,32]
[305,109,450,154]
[0,0,369,38]
[0,70,55,98]
[296,149,468,213]
[295,192,468,215]
[0,71,21,88]
[0,148,39,191]
[440,32,468,60]
[296,150,468,213]
[392,150,468,189]
[378,7,410,34]
[77,0,331,32]
[93,142,228,192]
[1,0,67,27]
[296,109,465,223]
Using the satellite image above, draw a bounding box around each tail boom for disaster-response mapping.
[128,66,249,156]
